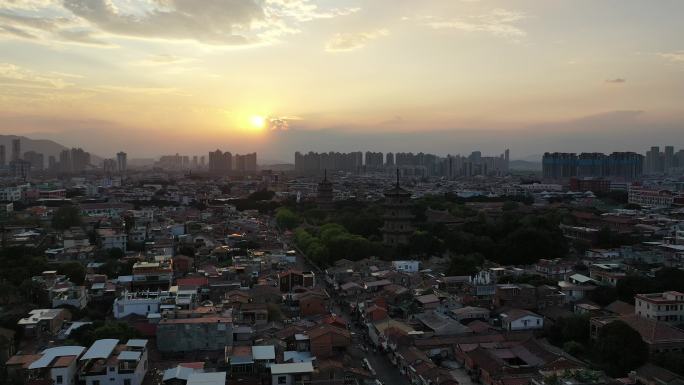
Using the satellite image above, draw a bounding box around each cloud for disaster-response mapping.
[0,0,359,46]
[421,8,527,40]
[0,62,72,89]
[133,54,196,67]
[268,116,301,131]
[659,51,684,63]
[605,78,626,84]
[325,29,389,52]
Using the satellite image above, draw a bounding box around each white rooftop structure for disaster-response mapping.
[29,346,85,369]
[270,362,315,375]
[163,366,198,382]
[81,339,118,360]
[18,309,63,325]
[187,372,227,385]
[126,339,148,348]
[252,345,276,360]
[283,351,315,363]
[118,351,142,361]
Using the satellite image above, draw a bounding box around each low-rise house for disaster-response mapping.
[589,263,626,287]
[635,291,684,324]
[113,291,173,319]
[187,372,226,385]
[79,339,149,385]
[415,293,440,311]
[495,284,536,310]
[437,276,471,293]
[590,314,684,353]
[162,363,204,385]
[132,260,173,290]
[279,270,315,292]
[500,309,544,331]
[451,306,490,322]
[156,309,233,353]
[414,311,472,336]
[308,324,351,359]
[270,362,314,385]
[238,303,269,326]
[96,228,128,251]
[462,338,581,385]
[18,308,70,337]
[6,345,85,385]
[634,363,684,385]
[392,260,420,273]
[298,291,329,317]
[535,259,574,280]
[558,274,597,303]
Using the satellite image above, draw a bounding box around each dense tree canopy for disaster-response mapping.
[69,321,140,347]
[593,320,648,377]
[276,207,302,230]
[0,246,48,287]
[57,261,86,285]
[51,205,82,230]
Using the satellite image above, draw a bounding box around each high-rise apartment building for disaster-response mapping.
[0,145,5,167]
[9,159,31,179]
[542,153,578,180]
[645,146,664,174]
[364,151,384,170]
[117,151,127,173]
[11,138,21,161]
[607,152,643,181]
[577,153,608,178]
[235,152,257,173]
[103,158,117,173]
[386,152,394,167]
[544,151,643,182]
[23,151,44,171]
[664,146,675,174]
[208,150,232,173]
[58,148,91,173]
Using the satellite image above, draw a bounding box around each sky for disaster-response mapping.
[1,0,684,162]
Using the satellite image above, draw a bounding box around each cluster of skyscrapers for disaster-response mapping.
[295,150,510,177]
[542,152,644,181]
[207,150,257,174]
[0,139,92,179]
[644,146,684,175]
[103,152,128,174]
[543,146,684,182]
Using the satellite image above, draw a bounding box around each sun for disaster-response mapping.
[249,115,267,130]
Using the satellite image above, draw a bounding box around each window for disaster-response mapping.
[109,367,115,372]
[92,381,100,385]
[279,376,288,384]
[124,380,131,385]
[56,375,63,384]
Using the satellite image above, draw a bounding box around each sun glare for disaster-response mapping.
[249,115,267,130]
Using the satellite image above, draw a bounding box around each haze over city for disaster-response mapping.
[1,0,684,160]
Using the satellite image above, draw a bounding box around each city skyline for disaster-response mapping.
[1,1,684,159]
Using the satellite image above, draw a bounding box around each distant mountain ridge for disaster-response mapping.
[0,135,102,164]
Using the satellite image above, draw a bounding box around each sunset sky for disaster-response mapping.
[1,0,684,161]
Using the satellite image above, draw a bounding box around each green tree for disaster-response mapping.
[107,248,125,260]
[57,261,86,285]
[447,253,483,276]
[563,341,584,357]
[51,205,82,230]
[594,320,648,377]
[71,321,140,347]
[276,207,302,230]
